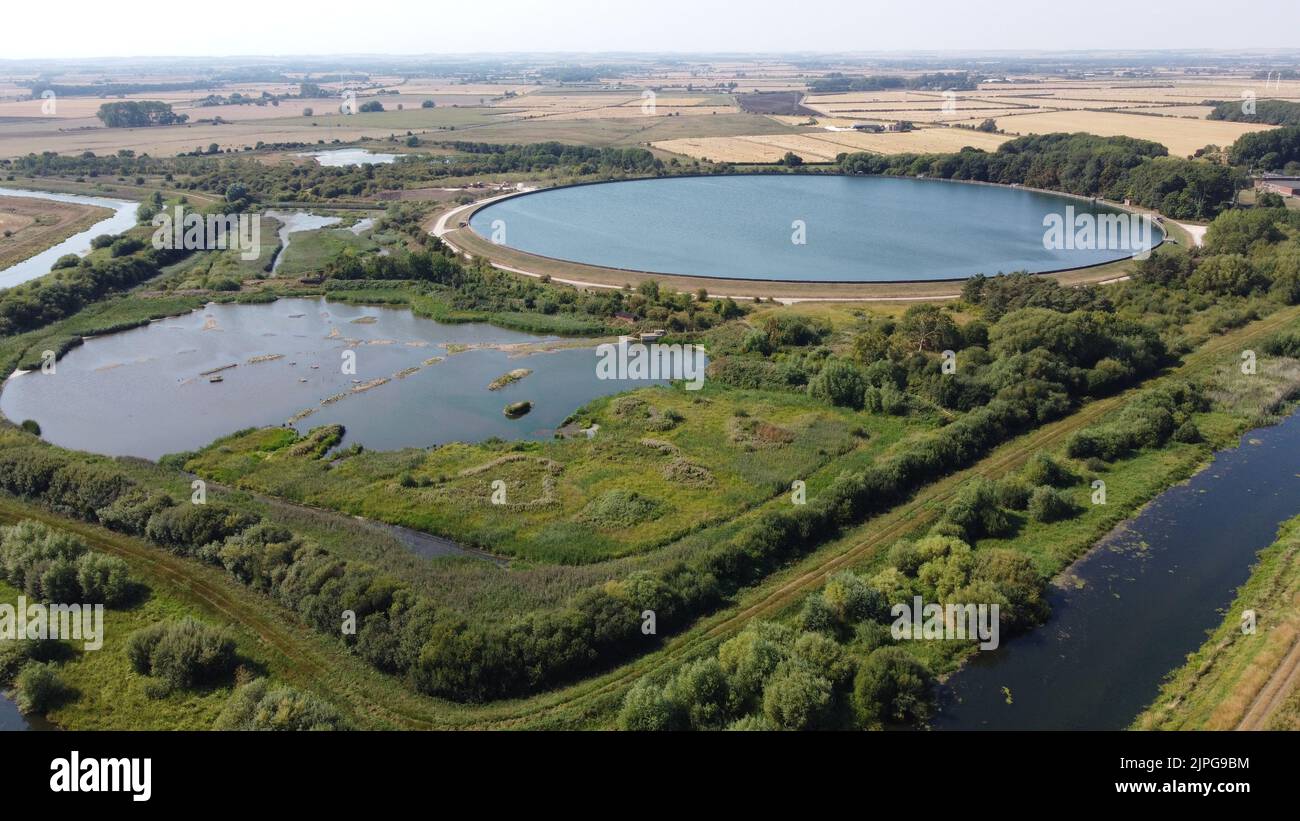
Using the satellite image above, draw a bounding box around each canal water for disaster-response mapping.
[933,407,1300,729]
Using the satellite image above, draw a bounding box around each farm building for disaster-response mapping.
[1256,176,1300,197]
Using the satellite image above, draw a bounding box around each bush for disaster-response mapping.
[127,618,237,693]
[1188,254,1265,296]
[852,647,933,726]
[807,358,866,409]
[761,663,832,730]
[207,276,240,292]
[19,420,40,436]
[109,237,145,258]
[707,356,807,391]
[1172,420,1202,443]
[820,572,887,625]
[618,678,684,731]
[76,551,134,607]
[15,662,66,713]
[0,520,87,594]
[35,557,80,602]
[665,657,730,730]
[1027,485,1077,523]
[213,678,349,730]
[943,478,1013,540]
[0,642,31,683]
[145,504,255,554]
[863,381,908,415]
[996,477,1031,510]
[1022,453,1074,488]
[718,622,792,713]
[1262,330,1300,358]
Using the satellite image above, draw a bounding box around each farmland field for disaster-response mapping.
[974,108,1276,155]
[652,126,1009,161]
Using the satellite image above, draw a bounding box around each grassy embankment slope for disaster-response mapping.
[1136,513,1300,731]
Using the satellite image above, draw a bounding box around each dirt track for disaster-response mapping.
[1236,635,1300,730]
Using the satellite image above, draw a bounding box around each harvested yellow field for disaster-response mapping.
[535,104,735,121]
[805,90,920,107]
[0,94,196,119]
[768,115,852,127]
[653,126,1009,162]
[733,134,845,161]
[903,107,1044,124]
[986,109,1276,155]
[0,118,412,158]
[376,82,532,97]
[802,128,1009,154]
[175,100,321,121]
[487,93,736,121]
[1124,105,1221,119]
[650,136,788,163]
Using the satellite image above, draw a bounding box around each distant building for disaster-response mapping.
[1256,176,1300,197]
[639,329,666,343]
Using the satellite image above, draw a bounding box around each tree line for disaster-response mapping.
[96,101,189,128]
[838,132,1243,220]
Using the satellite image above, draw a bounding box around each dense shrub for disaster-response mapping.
[1066,381,1202,461]
[1262,330,1300,358]
[1027,485,1077,523]
[943,479,1014,541]
[0,520,87,595]
[127,618,237,693]
[807,358,866,409]
[1022,453,1075,488]
[75,552,134,607]
[762,663,833,730]
[213,678,349,730]
[707,356,807,391]
[0,641,33,683]
[15,662,67,713]
[145,504,255,554]
[852,647,934,726]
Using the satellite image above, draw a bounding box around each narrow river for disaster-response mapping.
[0,187,139,288]
[934,406,1300,730]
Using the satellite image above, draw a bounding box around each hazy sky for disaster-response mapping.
[7,0,1299,60]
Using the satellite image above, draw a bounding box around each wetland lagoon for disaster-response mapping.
[0,297,666,460]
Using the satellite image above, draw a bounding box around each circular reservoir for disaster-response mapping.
[469,175,1161,282]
